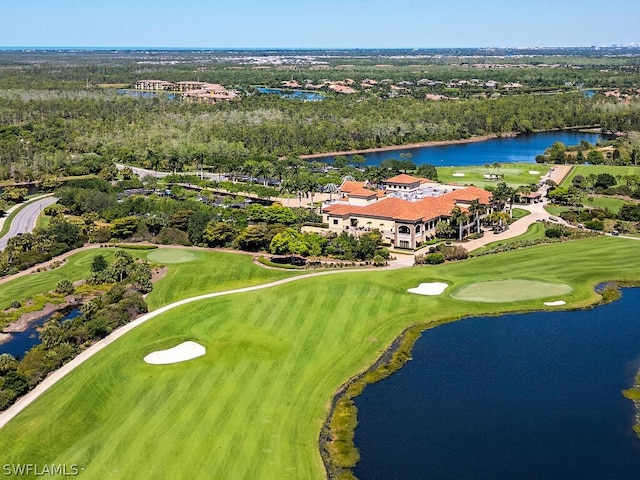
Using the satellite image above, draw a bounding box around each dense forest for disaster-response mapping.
[0,49,639,183]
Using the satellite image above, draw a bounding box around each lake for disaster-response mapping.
[319,131,603,167]
[353,288,640,479]
[254,86,324,101]
[117,89,176,100]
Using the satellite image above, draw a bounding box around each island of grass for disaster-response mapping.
[0,237,639,479]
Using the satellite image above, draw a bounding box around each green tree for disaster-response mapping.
[91,254,108,273]
[202,222,239,247]
[270,228,307,257]
[468,199,486,233]
[450,206,470,241]
[587,149,605,164]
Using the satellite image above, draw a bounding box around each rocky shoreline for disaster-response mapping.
[0,297,83,346]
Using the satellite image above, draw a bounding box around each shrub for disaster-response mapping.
[55,279,74,295]
[372,254,387,266]
[545,227,563,238]
[0,389,17,411]
[415,253,445,265]
[424,253,445,264]
[585,219,604,231]
[2,371,29,395]
[437,244,468,261]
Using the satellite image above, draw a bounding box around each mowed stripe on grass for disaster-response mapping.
[1,238,640,479]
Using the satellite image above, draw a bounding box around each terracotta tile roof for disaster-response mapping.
[324,185,492,223]
[325,196,452,222]
[443,186,492,204]
[348,187,378,198]
[339,180,366,193]
[385,173,423,184]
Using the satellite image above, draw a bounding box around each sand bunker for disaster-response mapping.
[544,300,567,306]
[408,282,449,296]
[144,341,206,365]
[528,170,540,174]
[452,172,465,177]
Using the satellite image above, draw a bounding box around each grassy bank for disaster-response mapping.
[0,238,639,479]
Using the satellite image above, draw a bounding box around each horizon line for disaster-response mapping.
[0,45,637,51]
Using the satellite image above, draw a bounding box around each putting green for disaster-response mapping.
[452,279,572,303]
[146,248,198,264]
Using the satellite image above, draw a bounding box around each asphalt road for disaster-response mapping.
[115,163,228,182]
[0,196,58,250]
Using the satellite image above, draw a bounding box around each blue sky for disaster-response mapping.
[1,0,638,48]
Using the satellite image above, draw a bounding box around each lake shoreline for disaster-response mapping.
[320,281,625,479]
[300,126,603,161]
[300,133,517,160]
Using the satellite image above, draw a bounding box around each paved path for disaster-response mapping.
[0,195,57,251]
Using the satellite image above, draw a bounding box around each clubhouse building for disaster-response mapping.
[322,174,492,249]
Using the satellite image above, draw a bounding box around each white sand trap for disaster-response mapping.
[544,300,566,306]
[528,170,540,174]
[452,172,465,177]
[144,341,206,365]
[408,282,449,296]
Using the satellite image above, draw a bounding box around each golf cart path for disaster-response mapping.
[0,255,407,429]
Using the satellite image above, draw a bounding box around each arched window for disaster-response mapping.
[415,225,421,233]
[398,226,410,234]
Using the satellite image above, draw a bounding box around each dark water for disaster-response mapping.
[353,288,640,480]
[254,86,324,101]
[117,89,176,100]
[0,308,81,359]
[319,131,603,167]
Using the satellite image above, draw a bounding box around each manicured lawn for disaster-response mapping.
[140,249,301,310]
[582,195,628,214]
[511,207,530,220]
[438,165,550,187]
[545,204,570,216]
[471,222,546,256]
[452,279,572,302]
[1,238,640,479]
[0,249,117,310]
[560,165,640,188]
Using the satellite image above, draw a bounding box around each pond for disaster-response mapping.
[254,86,324,101]
[117,89,176,100]
[353,288,640,479]
[0,308,81,359]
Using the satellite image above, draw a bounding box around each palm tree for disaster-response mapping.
[468,199,486,233]
[450,206,470,241]
[255,160,273,186]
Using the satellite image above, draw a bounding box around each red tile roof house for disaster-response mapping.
[322,174,493,249]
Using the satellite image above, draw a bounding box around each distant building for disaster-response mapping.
[134,80,174,91]
[133,80,238,103]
